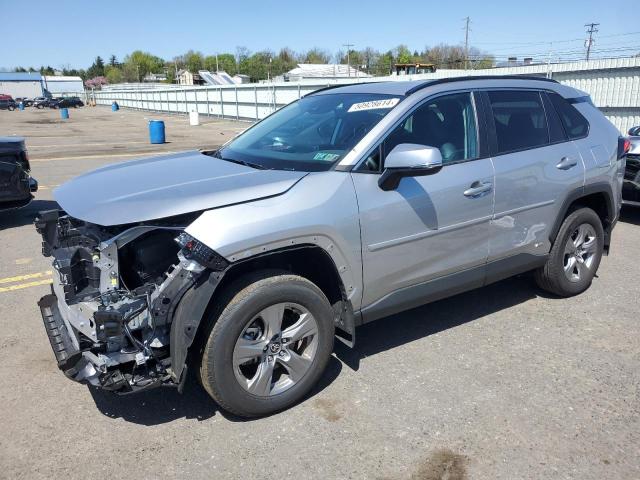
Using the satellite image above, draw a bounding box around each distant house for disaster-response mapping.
[176,70,204,86]
[283,64,371,82]
[143,72,167,83]
[177,69,193,85]
[0,72,44,98]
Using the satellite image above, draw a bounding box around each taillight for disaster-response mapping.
[618,137,631,159]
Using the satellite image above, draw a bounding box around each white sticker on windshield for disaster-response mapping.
[347,98,400,113]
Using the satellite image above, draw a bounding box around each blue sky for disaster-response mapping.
[1,0,631,69]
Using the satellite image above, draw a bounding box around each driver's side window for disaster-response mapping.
[358,92,479,172]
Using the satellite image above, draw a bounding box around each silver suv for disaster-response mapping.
[36,76,625,417]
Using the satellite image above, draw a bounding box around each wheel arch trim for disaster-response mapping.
[549,182,615,248]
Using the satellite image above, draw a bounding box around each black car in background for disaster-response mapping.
[0,99,17,111]
[49,97,84,109]
[0,137,38,210]
[34,97,54,109]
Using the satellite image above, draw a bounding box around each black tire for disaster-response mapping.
[8,106,15,111]
[199,272,335,417]
[535,207,604,296]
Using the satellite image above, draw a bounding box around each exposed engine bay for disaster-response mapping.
[35,209,228,393]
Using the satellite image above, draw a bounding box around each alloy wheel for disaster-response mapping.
[563,223,598,283]
[232,302,319,397]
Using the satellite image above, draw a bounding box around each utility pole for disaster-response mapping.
[463,17,471,70]
[343,43,354,77]
[584,22,599,61]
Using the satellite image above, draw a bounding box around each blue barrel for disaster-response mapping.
[148,120,165,144]
[60,108,69,119]
[111,102,119,111]
[18,102,24,111]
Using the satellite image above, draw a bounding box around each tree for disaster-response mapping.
[182,50,204,73]
[302,48,330,64]
[39,65,55,75]
[217,53,236,73]
[235,46,251,72]
[86,56,105,79]
[105,65,122,84]
[239,51,272,81]
[85,76,108,89]
[270,48,298,77]
[123,51,165,81]
[467,47,494,69]
[109,55,118,67]
[394,45,413,64]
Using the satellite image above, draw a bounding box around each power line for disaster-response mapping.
[585,22,600,61]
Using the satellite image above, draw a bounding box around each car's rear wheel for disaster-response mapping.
[199,272,335,417]
[535,207,604,296]
[8,105,15,111]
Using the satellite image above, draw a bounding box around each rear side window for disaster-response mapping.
[488,90,549,154]
[548,92,590,139]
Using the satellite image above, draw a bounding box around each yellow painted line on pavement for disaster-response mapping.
[0,278,53,293]
[0,271,52,284]
[14,258,33,265]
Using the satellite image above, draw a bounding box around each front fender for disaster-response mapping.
[185,171,363,310]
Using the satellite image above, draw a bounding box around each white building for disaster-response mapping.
[177,69,195,85]
[0,72,43,98]
[43,76,84,96]
[284,64,371,82]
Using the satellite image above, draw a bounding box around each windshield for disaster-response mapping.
[215,93,402,171]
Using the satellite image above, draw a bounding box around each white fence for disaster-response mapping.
[90,57,640,133]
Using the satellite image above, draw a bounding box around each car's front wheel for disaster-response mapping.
[199,272,335,417]
[535,207,604,296]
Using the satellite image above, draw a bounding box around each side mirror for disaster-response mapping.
[628,126,640,136]
[378,143,443,191]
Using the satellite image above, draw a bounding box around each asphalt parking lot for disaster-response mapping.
[0,106,639,480]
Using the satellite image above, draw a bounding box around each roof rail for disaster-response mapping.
[405,75,558,96]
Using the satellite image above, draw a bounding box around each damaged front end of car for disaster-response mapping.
[35,209,228,394]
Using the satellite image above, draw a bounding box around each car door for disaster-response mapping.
[350,91,495,321]
[481,89,584,268]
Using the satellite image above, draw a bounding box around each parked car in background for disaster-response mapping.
[34,97,54,109]
[49,97,84,109]
[35,76,623,418]
[0,94,14,101]
[0,137,37,210]
[15,97,33,107]
[0,99,17,111]
[623,128,640,206]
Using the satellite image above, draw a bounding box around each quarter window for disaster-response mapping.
[547,92,590,139]
[488,90,549,154]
